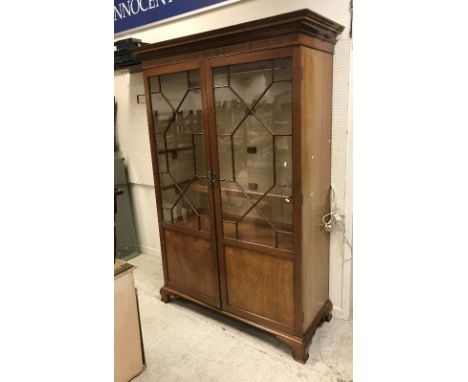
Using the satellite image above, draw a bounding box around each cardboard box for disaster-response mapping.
[114,260,145,382]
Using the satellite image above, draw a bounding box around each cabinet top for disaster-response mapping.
[133,9,344,64]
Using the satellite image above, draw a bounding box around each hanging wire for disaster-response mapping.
[322,185,337,232]
[322,184,353,261]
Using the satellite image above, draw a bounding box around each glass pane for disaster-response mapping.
[154,132,165,151]
[172,178,210,232]
[256,187,293,231]
[179,89,203,134]
[217,136,233,181]
[273,58,292,81]
[230,60,272,106]
[255,81,292,135]
[151,93,173,133]
[213,58,293,249]
[166,147,194,184]
[159,172,173,189]
[185,178,211,231]
[214,87,246,135]
[233,116,274,194]
[275,136,292,187]
[238,210,276,248]
[160,173,177,223]
[160,71,188,108]
[194,135,207,177]
[162,207,173,223]
[158,152,168,173]
[213,67,228,87]
[223,221,237,239]
[149,76,160,92]
[219,181,253,222]
[149,70,209,232]
[171,192,196,228]
[278,232,294,251]
[189,70,200,88]
[165,120,195,183]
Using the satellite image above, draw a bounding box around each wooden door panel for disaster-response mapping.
[224,246,294,327]
[165,229,219,307]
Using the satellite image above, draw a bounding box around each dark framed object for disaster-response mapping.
[135,9,344,363]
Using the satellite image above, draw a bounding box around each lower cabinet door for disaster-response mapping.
[164,229,220,308]
[223,245,295,332]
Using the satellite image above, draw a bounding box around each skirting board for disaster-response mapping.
[331,306,350,320]
[138,245,161,257]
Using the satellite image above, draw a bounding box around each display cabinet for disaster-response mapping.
[135,9,344,363]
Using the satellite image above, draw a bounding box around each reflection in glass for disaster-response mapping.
[230,61,272,105]
[256,81,292,135]
[213,67,228,87]
[193,135,207,177]
[214,87,246,135]
[273,58,292,81]
[151,93,173,133]
[219,181,261,222]
[233,116,274,195]
[161,71,188,107]
[149,70,209,232]
[189,70,200,88]
[149,76,160,92]
[278,231,294,251]
[179,89,203,134]
[213,58,293,250]
[217,136,233,181]
[275,136,292,187]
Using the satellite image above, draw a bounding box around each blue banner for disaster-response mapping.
[114,0,239,35]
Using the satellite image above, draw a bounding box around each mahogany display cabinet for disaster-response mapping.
[135,9,344,363]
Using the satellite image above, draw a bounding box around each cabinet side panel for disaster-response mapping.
[300,47,333,332]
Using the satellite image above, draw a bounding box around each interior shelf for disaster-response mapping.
[161,180,292,202]
[157,145,194,154]
[168,213,293,251]
[191,183,292,201]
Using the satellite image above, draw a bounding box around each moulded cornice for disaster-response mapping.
[132,9,345,61]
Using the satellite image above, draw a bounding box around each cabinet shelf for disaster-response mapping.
[161,181,292,202]
[191,183,292,202]
[168,211,293,251]
[161,178,194,191]
[157,145,193,155]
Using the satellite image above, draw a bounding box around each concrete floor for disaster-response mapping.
[129,253,352,382]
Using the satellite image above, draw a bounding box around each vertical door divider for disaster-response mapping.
[200,59,226,309]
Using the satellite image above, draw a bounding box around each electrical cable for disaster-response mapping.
[322,184,353,261]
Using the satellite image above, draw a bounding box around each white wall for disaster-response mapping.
[330,37,353,319]
[114,0,353,319]
[114,71,161,256]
